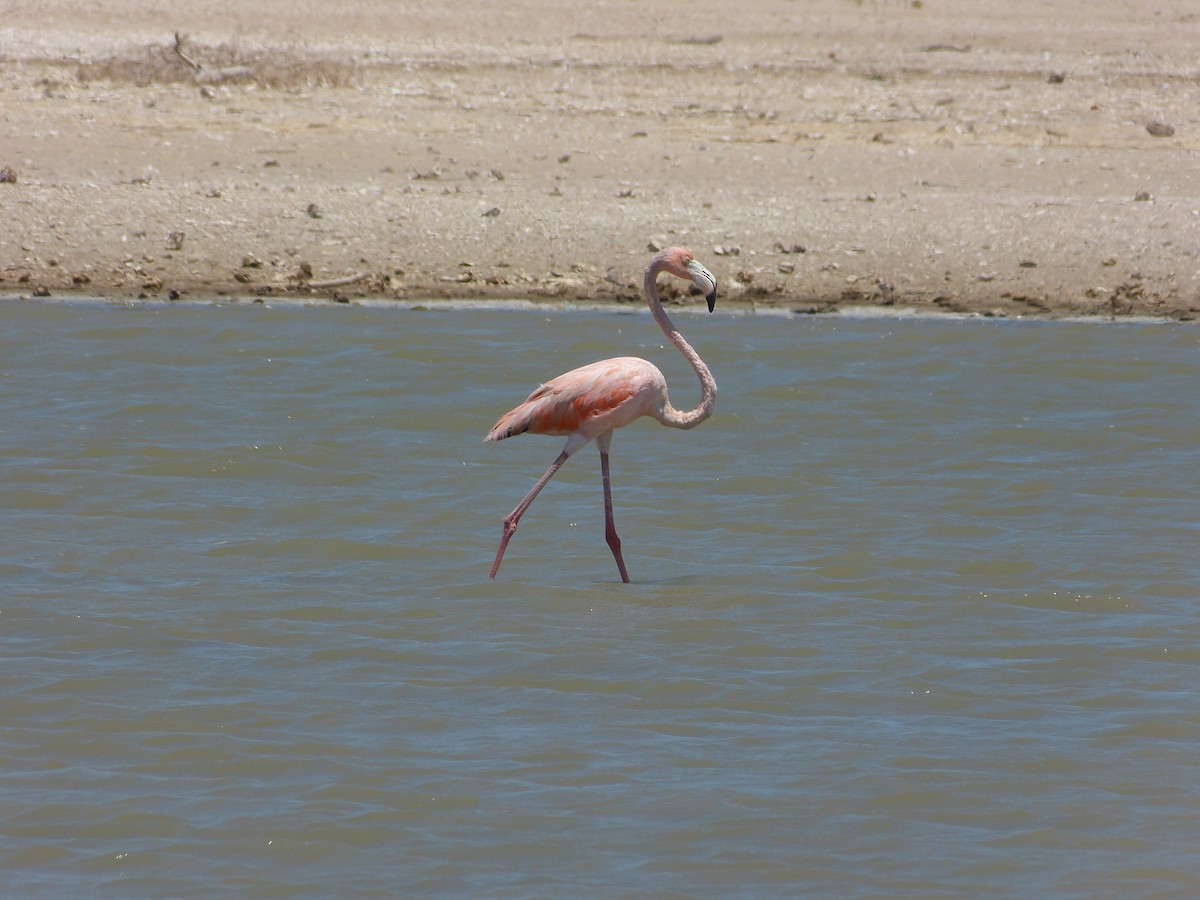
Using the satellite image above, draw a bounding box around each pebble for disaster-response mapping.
[774,241,806,254]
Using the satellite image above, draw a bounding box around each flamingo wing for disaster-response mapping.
[486,357,665,443]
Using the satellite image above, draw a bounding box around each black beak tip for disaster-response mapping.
[706,291,717,313]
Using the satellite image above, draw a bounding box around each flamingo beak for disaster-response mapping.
[686,259,718,312]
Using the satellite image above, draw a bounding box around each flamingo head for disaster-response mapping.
[663,246,718,312]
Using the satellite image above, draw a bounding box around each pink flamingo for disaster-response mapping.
[486,246,718,582]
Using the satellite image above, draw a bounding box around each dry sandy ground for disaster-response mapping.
[2,0,1199,318]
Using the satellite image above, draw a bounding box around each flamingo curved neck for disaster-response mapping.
[644,255,717,430]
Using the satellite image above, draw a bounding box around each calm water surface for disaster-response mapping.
[2,299,1198,896]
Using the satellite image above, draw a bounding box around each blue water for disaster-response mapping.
[2,300,1198,895]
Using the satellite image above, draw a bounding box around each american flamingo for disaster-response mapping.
[486,246,718,582]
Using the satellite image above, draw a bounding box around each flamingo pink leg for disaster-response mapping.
[489,449,569,579]
[599,449,631,583]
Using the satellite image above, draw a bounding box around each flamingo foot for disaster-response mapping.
[489,515,519,579]
[599,448,631,583]
[606,525,631,583]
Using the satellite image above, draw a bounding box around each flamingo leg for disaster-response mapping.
[489,449,569,579]
[599,448,631,583]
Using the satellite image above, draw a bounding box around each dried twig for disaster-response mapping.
[197,65,254,84]
[173,32,253,83]
[304,271,371,289]
[173,32,201,72]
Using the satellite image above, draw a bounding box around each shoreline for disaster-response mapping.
[4,292,1190,329]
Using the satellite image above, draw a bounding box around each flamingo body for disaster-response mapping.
[486,247,718,582]
[487,357,667,450]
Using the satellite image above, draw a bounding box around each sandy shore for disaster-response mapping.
[3,0,1199,318]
